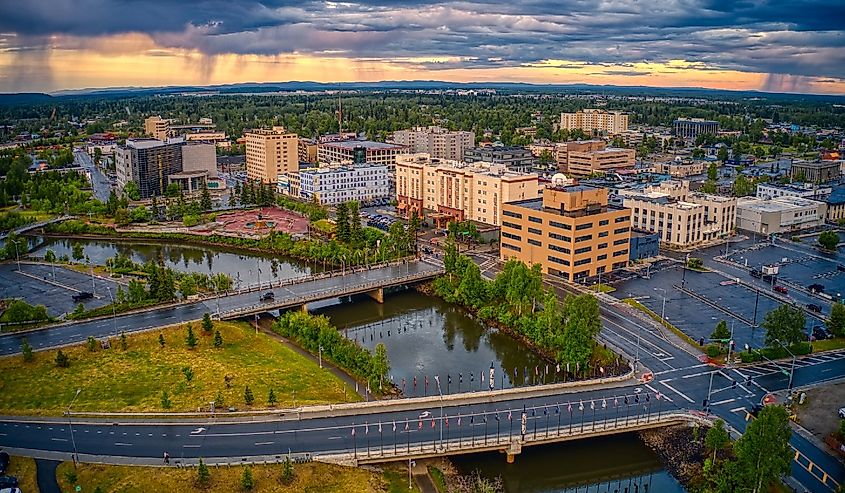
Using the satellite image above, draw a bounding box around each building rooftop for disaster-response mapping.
[321,140,406,150]
[827,187,845,205]
[507,197,627,217]
[738,196,825,212]
[301,163,387,175]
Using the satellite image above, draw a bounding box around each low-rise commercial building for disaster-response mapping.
[391,126,475,161]
[499,185,631,281]
[673,118,719,141]
[279,163,389,206]
[559,109,629,135]
[183,131,230,149]
[395,154,539,226]
[317,140,408,172]
[790,160,840,183]
[244,126,299,183]
[736,196,828,234]
[825,187,845,223]
[556,140,636,177]
[630,230,660,260]
[621,180,736,248]
[144,115,171,140]
[652,160,705,178]
[755,182,831,201]
[463,146,537,173]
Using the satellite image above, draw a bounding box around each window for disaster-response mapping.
[549,232,571,242]
[550,220,571,230]
[613,249,629,257]
[502,243,521,252]
[575,222,593,231]
[575,234,592,243]
[502,221,522,230]
[503,210,522,219]
[599,219,609,226]
[614,227,630,234]
[598,243,608,249]
[575,246,592,254]
[528,239,541,247]
[549,244,570,254]
[613,238,628,246]
[574,258,591,266]
[598,231,609,238]
[502,232,521,241]
[548,256,570,266]
[528,227,542,235]
[528,216,542,224]
[597,254,607,261]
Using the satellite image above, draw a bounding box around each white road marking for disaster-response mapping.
[51,438,68,442]
[182,445,201,448]
[659,380,695,403]
[327,436,342,440]
[114,442,132,446]
[711,398,737,406]
[254,441,274,446]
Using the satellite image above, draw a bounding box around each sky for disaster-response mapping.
[1,0,844,95]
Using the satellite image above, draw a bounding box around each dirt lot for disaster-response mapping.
[795,380,845,441]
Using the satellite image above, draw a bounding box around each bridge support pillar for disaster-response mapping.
[505,439,522,464]
[366,287,385,304]
[296,304,308,313]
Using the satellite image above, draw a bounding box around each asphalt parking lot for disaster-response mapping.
[0,263,122,317]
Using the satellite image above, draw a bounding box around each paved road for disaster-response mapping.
[74,150,112,202]
[0,261,441,355]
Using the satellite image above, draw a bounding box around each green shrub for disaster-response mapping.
[706,344,723,358]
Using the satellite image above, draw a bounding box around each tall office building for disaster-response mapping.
[391,126,475,161]
[559,109,629,135]
[115,139,184,199]
[244,126,299,183]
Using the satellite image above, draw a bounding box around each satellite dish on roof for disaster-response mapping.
[552,173,571,186]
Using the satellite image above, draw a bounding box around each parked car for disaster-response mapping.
[812,326,832,340]
[72,291,94,303]
[839,407,845,419]
[773,285,788,294]
[750,269,762,278]
[0,452,8,475]
[807,303,822,313]
[807,283,825,293]
[259,292,275,302]
[0,476,17,489]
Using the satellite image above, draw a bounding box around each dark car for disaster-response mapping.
[260,292,275,302]
[0,451,8,475]
[807,283,825,293]
[72,291,94,303]
[812,326,832,340]
[750,269,762,278]
[807,303,822,313]
[0,476,17,489]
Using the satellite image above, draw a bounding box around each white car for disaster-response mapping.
[838,407,845,419]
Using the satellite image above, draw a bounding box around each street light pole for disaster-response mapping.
[319,345,323,369]
[106,286,116,334]
[434,376,444,449]
[66,389,82,466]
[654,287,667,321]
[13,239,21,272]
[774,339,797,393]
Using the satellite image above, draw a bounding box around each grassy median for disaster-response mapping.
[0,321,358,415]
[7,456,38,493]
[56,461,390,493]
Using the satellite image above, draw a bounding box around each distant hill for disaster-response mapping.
[0,93,54,105]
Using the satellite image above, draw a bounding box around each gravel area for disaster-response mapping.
[795,381,845,441]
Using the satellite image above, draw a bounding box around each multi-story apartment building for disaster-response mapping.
[116,139,218,198]
[499,185,632,282]
[736,196,827,234]
[621,180,736,248]
[559,109,629,135]
[463,146,537,173]
[756,183,832,201]
[673,118,720,141]
[279,163,389,206]
[391,126,475,161]
[298,138,319,164]
[244,126,299,183]
[556,140,636,177]
[144,115,171,140]
[395,154,539,226]
[317,140,408,173]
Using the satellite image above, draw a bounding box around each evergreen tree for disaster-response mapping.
[335,202,351,243]
[150,195,159,219]
[21,338,33,362]
[120,333,128,350]
[267,388,277,406]
[215,390,225,408]
[200,182,212,211]
[202,312,214,332]
[348,200,362,244]
[196,458,211,486]
[244,385,255,405]
[281,457,295,484]
[827,301,845,337]
[213,330,223,348]
[711,320,730,342]
[186,325,198,348]
[55,349,70,368]
[240,467,255,490]
[161,390,172,409]
[87,336,97,352]
[705,419,730,463]
[158,333,166,348]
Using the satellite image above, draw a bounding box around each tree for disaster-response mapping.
[267,388,277,406]
[701,180,717,194]
[213,330,223,348]
[202,312,214,333]
[72,243,84,262]
[335,202,350,243]
[87,335,97,352]
[44,249,56,263]
[196,458,211,486]
[161,390,172,409]
[372,343,390,390]
[123,181,141,201]
[717,147,729,162]
[215,390,225,408]
[244,385,255,405]
[761,304,805,347]
[158,333,166,348]
[186,325,198,348]
[818,231,839,251]
[281,457,295,484]
[72,303,85,318]
[348,200,362,244]
[827,301,845,337]
[55,349,70,368]
[560,294,601,369]
[240,467,255,490]
[711,320,730,343]
[200,182,212,211]
[120,333,128,350]
[705,419,730,463]
[732,175,754,197]
[21,338,33,362]
[734,405,792,493]
[707,162,719,181]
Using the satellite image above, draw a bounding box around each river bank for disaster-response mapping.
[639,425,707,492]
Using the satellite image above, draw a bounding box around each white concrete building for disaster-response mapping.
[755,183,831,201]
[736,196,828,234]
[279,163,389,206]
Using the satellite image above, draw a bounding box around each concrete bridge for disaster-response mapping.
[0,215,73,241]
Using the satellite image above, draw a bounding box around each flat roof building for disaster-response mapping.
[116,138,183,199]
[463,146,537,173]
[736,196,827,234]
[396,153,539,226]
[392,126,475,161]
[559,109,629,135]
[144,115,171,141]
[280,163,389,206]
[244,126,299,183]
[556,140,635,177]
[317,140,408,172]
[499,185,632,282]
[790,160,840,184]
[673,118,719,141]
[755,182,831,201]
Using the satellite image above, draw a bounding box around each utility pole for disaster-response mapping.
[66,389,82,467]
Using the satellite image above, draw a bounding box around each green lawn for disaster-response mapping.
[812,337,845,353]
[0,321,358,415]
[7,456,38,493]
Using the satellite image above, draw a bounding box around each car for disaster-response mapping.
[750,269,762,278]
[0,476,17,489]
[807,303,822,313]
[259,292,275,302]
[812,326,832,340]
[773,285,788,294]
[0,451,8,475]
[807,283,825,293]
[839,407,845,419]
[72,291,94,303]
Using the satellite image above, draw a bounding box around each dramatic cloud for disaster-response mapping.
[0,0,843,92]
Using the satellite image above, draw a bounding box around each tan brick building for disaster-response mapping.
[144,115,171,140]
[499,185,632,282]
[244,126,298,183]
[559,109,629,135]
[395,154,539,226]
[391,126,475,161]
[556,140,635,176]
